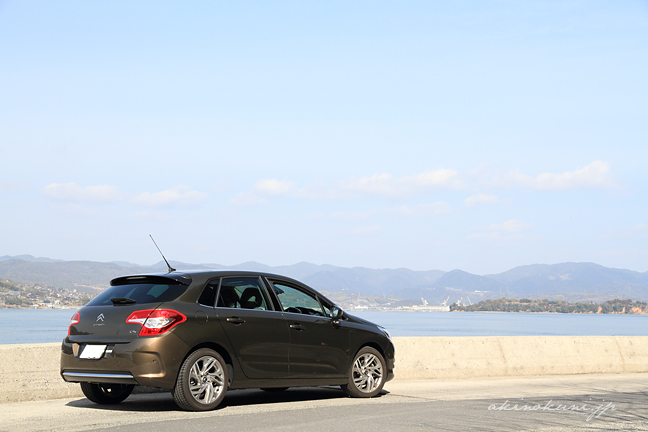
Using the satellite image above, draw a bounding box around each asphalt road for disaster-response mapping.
[3,374,648,432]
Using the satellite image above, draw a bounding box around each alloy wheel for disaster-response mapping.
[188,355,225,404]
[352,353,383,393]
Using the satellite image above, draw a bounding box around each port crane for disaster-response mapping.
[441,296,450,307]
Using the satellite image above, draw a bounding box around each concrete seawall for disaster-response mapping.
[394,336,648,379]
[2,336,648,403]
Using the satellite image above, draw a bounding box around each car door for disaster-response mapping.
[267,280,350,378]
[214,276,290,379]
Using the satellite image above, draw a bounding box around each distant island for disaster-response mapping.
[2,254,648,309]
[450,298,648,314]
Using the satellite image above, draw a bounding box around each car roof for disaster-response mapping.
[139,269,308,281]
[109,269,337,309]
[110,270,323,297]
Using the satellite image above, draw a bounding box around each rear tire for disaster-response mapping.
[80,382,134,404]
[173,348,228,411]
[341,346,386,398]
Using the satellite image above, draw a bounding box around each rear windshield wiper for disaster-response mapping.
[110,297,136,305]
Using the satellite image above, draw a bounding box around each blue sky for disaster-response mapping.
[1,1,646,274]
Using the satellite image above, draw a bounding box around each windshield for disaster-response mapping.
[87,283,187,306]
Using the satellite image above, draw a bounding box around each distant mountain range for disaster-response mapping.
[1,255,647,304]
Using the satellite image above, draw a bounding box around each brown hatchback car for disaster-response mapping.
[61,270,395,411]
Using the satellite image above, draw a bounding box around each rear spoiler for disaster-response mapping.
[110,273,192,286]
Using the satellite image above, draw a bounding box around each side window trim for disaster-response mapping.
[196,277,221,307]
[258,276,280,312]
[317,296,333,318]
[250,275,275,311]
[266,278,290,311]
[261,277,283,312]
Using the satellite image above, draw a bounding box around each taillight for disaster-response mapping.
[126,309,186,336]
[68,311,80,336]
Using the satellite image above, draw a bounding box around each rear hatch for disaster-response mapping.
[68,274,191,344]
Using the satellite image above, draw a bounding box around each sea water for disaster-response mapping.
[353,310,648,337]
[1,309,647,344]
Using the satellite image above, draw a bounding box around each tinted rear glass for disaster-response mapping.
[87,283,187,306]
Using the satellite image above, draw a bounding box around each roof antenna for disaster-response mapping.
[149,235,176,273]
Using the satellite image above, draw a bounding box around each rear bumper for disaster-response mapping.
[61,371,139,385]
[60,332,190,389]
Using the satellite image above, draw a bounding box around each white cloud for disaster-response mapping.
[230,161,612,208]
[230,179,297,206]
[467,219,534,241]
[464,194,501,207]
[493,160,613,190]
[253,179,296,196]
[296,169,462,200]
[43,183,123,203]
[133,186,207,207]
[341,169,462,198]
[392,202,452,217]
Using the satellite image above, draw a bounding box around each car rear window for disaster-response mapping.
[87,282,187,306]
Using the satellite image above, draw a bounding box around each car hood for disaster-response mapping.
[344,312,379,328]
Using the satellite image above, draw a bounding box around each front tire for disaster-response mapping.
[80,382,134,404]
[341,346,386,398]
[173,348,228,411]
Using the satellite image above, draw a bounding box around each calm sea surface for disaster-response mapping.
[1,309,648,345]
[353,311,648,338]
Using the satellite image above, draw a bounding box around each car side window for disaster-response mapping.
[217,277,269,310]
[197,279,219,307]
[272,283,325,316]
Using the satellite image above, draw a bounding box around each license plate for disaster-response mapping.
[79,344,107,359]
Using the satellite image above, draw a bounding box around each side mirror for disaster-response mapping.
[331,307,344,325]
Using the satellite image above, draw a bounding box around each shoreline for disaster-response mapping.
[450,310,648,315]
[0,307,79,311]
[3,307,648,315]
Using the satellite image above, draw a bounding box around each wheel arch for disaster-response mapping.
[180,342,235,385]
[354,341,386,361]
[342,340,389,398]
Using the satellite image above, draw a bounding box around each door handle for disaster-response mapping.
[227,317,246,324]
[290,323,305,331]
